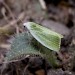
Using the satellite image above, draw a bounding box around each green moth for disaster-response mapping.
[23,22,63,52]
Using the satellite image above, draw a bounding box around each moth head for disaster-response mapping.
[23,22,33,29]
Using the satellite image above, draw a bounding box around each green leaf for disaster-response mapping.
[23,22,63,52]
[6,32,41,61]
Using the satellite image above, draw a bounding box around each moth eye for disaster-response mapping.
[24,26,25,28]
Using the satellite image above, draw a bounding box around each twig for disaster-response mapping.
[23,65,29,75]
[1,7,10,23]
[0,12,25,33]
[2,1,24,35]
[2,1,19,35]
[0,43,11,50]
[39,0,47,10]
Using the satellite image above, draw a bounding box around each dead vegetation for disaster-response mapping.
[0,0,75,75]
